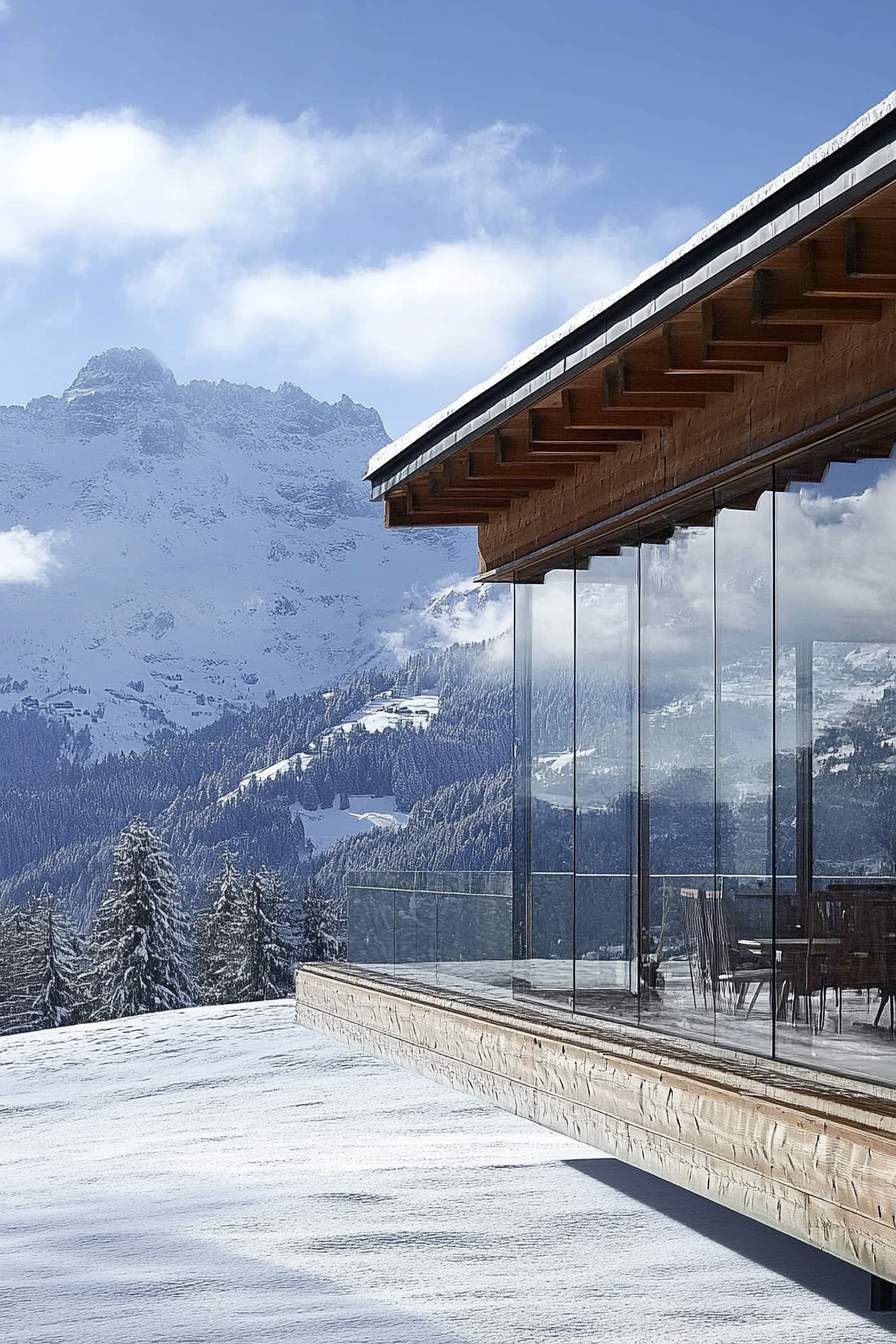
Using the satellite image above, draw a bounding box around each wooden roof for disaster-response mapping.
[364,93,896,579]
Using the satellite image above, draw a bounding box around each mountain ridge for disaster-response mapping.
[0,348,472,754]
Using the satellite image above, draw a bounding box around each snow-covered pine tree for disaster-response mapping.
[85,818,195,1020]
[233,867,294,1001]
[300,879,345,963]
[21,887,81,1030]
[194,850,244,1005]
[0,905,31,1034]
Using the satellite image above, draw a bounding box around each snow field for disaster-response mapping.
[1,1001,892,1343]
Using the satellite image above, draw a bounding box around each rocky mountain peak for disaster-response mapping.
[64,348,178,403]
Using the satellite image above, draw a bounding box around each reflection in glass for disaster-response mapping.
[713,492,774,1057]
[640,528,715,1039]
[574,550,639,1019]
[774,455,896,1083]
[514,569,575,1008]
[349,446,896,1088]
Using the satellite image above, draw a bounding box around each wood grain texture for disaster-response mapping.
[295,964,896,1280]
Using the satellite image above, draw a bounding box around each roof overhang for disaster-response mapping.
[364,91,896,578]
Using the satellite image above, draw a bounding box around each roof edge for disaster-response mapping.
[366,89,896,491]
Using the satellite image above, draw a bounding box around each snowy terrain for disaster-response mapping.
[219,689,439,805]
[0,348,472,755]
[2,1001,892,1343]
[291,795,409,850]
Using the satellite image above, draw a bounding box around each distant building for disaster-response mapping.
[297,93,896,1307]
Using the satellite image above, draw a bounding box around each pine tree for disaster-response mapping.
[301,879,345,963]
[86,818,195,1020]
[0,905,31,1034]
[233,867,295,1001]
[23,887,81,1030]
[195,851,244,1005]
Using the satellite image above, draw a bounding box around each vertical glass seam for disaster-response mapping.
[771,481,778,1061]
[572,556,578,1011]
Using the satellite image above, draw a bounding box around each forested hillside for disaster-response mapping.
[0,638,512,923]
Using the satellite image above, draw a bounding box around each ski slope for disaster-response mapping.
[0,1001,890,1343]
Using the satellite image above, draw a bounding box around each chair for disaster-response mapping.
[680,888,771,1015]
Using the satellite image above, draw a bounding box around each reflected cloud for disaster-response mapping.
[0,525,65,584]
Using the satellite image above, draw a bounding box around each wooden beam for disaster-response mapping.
[562,389,673,429]
[464,453,566,488]
[845,219,896,279]
[431,484,530,503]
[618,354,736,396]
[392,511,490,527]
[530,408,641,444]
[427,468,530,501]
[704,341,788,365]
[386,497,489,527]
[662,324,775,373]
[602,363,707,410]
[704,298,824,346]
[409,489,511,514]
[752,269,883,324]
[800,238,896,298]
[527,441,624,457]
[490,438,579,477]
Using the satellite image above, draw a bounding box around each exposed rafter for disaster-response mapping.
[381,178,896,537]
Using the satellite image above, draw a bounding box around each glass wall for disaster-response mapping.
[345,445,896,1091]
[509,448,896,1089]
[573,550,639,1019]
[513,570,575,1009]
[640,527,716,1040]
[773,456,896,1081]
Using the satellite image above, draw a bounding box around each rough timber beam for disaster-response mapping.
[384,496,489,528]
[662,323,783,373]
[410,488,512,514]
[845,219,896,279]
[800,237,896,298]
[465,450,572,489]
[752,269,883,324]
[617,353,736,397]
[703,298,824,346]
[562,390,673,430]
[494,429,614,466]
[427,465,531,501]
[529,409,641,447]
[602,363,707,410]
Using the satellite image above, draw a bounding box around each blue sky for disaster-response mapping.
[0,0,894,437]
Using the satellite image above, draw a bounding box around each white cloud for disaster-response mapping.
[0,105,703,398]
[381,574,512,663]
[0,2,10,22]
[192,220,694,378]
[0,526,65,583]
[0,109,583,262]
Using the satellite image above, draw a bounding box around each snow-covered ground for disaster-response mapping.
[291,794,408,849]
[1,1001,892,1343]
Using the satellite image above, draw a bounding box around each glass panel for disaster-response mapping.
[437,886,513,999]
[345,881,394,968]
[639,527,716,1040]
[574,549,639,1021]
[774,452,896,1086]
[394,889,437,977]
[514,568,575,1009]
[712,490,774,1056]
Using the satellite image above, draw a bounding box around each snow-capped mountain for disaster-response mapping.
[0,348,472,754]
